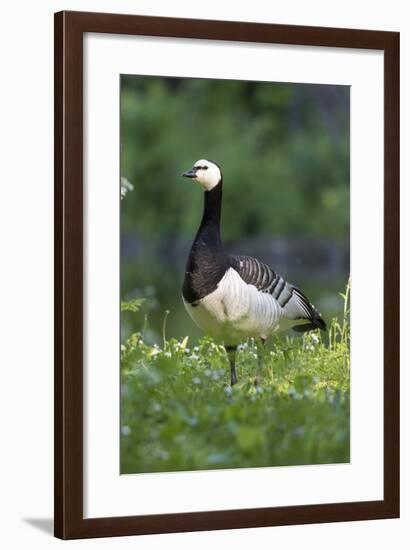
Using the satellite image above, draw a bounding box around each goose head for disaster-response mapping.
[182,159,222,191]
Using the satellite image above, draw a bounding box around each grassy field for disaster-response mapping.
[120,290,350,474]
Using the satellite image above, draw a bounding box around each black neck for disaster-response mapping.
[195,179,223,244]
[183,178,228,303]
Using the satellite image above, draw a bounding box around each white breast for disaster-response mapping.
[183,268,283,345]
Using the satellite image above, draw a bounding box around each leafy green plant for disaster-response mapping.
[120,298,146,312]
[120,284,350,474]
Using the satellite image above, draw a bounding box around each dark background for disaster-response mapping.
[120,75,350,343]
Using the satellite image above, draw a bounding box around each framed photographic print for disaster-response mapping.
[54,11,400,539]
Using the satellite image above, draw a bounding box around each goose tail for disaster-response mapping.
[293,315,327,333]
[288,286,327,333]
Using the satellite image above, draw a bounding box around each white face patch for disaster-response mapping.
[192,159,222,191]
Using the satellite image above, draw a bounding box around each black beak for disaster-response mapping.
[182,168,196,178]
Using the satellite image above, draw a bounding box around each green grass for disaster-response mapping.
[120,287,350,474]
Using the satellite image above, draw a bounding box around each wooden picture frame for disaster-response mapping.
[54,10,400,539]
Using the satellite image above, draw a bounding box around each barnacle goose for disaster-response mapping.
[182,159,326,385]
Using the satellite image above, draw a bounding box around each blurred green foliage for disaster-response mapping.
[120,79,350,473]
[121,309,349,473]
[121,76,349,243]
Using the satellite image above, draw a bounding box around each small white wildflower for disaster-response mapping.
[303,341,314,352]
[152,448,170,460]
[120,177,134,200]
[121,425,131,436]
[224,386,233,396]
[187,416,198,426]
[192,377,201,385]
[311,334,319,345]
[148,347,161,357]
[164,351,172,358]
[194,346,200,353]
[121,344,126,352]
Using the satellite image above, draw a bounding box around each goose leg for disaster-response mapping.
[225,345,238,386]
[255,337,266,386]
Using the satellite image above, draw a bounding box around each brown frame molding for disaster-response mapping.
[54,10,400,539]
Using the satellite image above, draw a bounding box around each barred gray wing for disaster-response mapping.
[229,254,326,330]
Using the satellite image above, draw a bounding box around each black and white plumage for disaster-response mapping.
[229,255,326,333]
[182,159,326,384]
